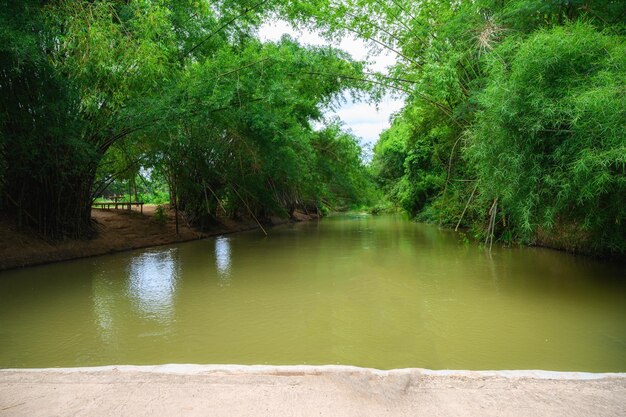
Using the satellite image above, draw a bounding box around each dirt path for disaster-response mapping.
[1,365,624,417]
[0,207,295,270]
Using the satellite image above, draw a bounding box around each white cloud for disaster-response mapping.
[259,20,326,45]
[258,19,405,146]
[258,20,395,73]
[332,96,404,144]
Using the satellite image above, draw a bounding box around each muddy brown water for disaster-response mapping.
[1,214,624,371]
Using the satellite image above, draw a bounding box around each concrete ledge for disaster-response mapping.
[3,364,625,380]
[1,365,625,417]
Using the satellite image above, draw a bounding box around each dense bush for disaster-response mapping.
[467,23,626,253]
[367,0,625,255]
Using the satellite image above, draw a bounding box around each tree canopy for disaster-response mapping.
[357,0,625,255]
[1,0,624,256]
[0,0,377,238]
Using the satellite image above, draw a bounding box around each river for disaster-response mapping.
[0,214,624,371]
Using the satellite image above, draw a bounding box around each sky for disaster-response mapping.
[258,20,405,148]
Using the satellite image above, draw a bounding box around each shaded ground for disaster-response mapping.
[0,206,288,270]
[0,365,624,417]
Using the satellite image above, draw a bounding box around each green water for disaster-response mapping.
[1,215,624,371]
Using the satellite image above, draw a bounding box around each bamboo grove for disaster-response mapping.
[286,0,625,256]
[0,0,378,238]
[1,0,625,256]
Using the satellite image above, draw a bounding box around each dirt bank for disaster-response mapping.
[0,365,624,417]
[0,207,305,271]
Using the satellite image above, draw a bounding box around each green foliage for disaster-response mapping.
[371,102,458,218]
[467,23,626,253]
[1,0,377,237]
[3,0,624,257]
[140,37,377,228]
[365,0,625,255]
[153,205,168,226]
[311,123,380,209]
[0,0,97,237]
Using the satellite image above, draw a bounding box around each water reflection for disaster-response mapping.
[215,236,232,285]
[127,249,179,321]
[92,276,118,344]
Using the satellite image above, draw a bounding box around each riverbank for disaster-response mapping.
[0,207,308,271]
[1,365,624,417]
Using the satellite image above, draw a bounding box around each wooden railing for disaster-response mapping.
[92,201,144,214]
